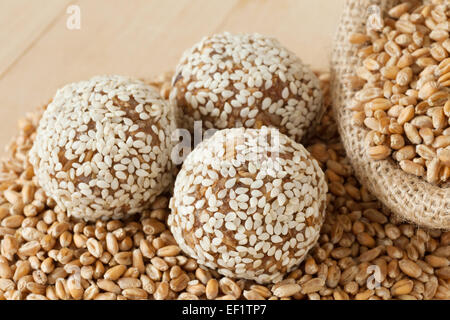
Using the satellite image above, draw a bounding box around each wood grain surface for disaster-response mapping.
[0,0,344,155]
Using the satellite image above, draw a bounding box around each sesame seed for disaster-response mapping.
[236,194,249,202]
[225,222,237,231]
[118,94,130,101]
[250,180,263,189]
[96,180,110,189]
[225,178,236,189]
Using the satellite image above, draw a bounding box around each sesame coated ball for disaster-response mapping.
[30,75,176,221]
[170,32,324,142]
[168,127,327,284]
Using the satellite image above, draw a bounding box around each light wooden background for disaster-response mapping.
[0,0,344,155]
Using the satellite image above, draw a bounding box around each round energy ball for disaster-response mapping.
[170,32,323,143]
[168,127,327,283]
[30,75,176,221]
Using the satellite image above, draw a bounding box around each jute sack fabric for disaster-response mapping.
[331,0,450,230]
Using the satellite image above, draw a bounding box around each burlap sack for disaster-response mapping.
[331,0,450,230]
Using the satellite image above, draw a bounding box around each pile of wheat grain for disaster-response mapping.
[0,71,448,300]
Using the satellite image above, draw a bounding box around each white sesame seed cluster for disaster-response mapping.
[169,32,324,143]
[29,75,176,221]
[168,127,327,284]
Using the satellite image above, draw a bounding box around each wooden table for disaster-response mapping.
[0,0,344,155]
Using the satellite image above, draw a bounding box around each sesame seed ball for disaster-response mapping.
[168,127,327,284]
[170,32,324,143]
[29,75,176,221]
